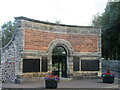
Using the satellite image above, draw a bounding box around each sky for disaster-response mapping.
[0,0,108,28]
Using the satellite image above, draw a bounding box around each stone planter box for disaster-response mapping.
[45,80,58,89]
[103,76,114,83]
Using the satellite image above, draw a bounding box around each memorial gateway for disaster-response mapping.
[1,16,101,83]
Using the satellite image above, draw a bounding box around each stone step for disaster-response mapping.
[22,77,73,81]
[60,78,73,81]
[73,76,101,80]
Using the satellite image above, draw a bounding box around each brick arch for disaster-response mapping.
[47,39,74,56]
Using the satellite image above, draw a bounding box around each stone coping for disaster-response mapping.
[15,16,101,28]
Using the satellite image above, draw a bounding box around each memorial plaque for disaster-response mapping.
[23,59,40,73]
[81,60,99,71]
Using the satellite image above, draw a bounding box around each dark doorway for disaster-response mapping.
[52,46,67,78]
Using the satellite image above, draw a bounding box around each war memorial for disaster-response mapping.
[1,16,101,83]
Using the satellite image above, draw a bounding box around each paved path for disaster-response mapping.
[1,78,119,89]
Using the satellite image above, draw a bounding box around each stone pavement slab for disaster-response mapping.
[1,78,119,89]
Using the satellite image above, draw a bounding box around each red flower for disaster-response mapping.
[105,73,110,75]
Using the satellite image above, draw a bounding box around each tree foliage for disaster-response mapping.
[52,46,66,55]
[55,20,61,24]
[1,21,16,47]
[0,21,16,64]
[92,1,120,60]
[0,30,1,64]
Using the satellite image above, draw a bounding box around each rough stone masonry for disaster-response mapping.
[1,16,101,83]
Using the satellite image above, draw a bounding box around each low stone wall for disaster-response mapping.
[73,72,100,80]
[1,44,16,83]
[16,72,47,83]
[102,60,120,71]
[1,27,22,83]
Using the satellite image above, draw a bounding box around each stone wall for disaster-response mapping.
[20,17,101,79]
[1,44,16,83]
[1,27,23,83]
[13,17,101,57]
[18,17,101,57]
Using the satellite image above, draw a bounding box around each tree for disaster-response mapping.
[92,1,120,60]
[0,30,2,48]
[0,21,16,64]
[1,21,16,47]
[55,20,61,24]
[92,13,103,27]
[0,30,1,65]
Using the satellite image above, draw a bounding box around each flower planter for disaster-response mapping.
[45,80,58,89]
[101,70,115,84]
[103,76,114,83]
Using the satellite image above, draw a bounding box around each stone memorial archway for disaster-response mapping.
[1,16,101,83]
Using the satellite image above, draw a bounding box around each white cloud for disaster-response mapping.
[0,0,108,28]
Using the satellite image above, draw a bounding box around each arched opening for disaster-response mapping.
[52,46,67,78]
